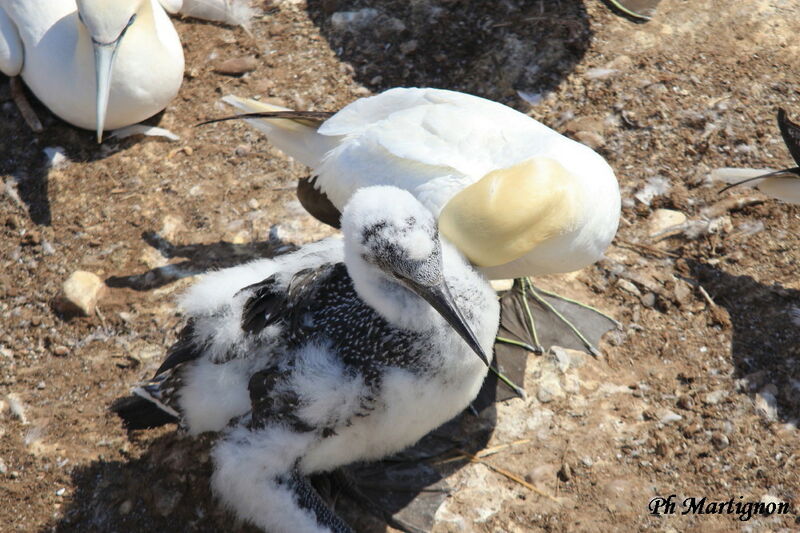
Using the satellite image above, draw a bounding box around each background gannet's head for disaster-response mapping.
[342,186,489,365]
[75,0,148,142]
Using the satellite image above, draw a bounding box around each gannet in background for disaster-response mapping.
[0,0,184,142]
[158,0,257,27]
[114,186,499,533]
[718,109,800,205]
[207,87,620,355]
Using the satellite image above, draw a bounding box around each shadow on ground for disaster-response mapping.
[689,260,800,422]
[306,0,591,106]
[45,406,496,533]
[105,231,298,291]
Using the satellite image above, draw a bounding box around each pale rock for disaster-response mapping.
[648,209,687,236]
[574,130,606,149]
[59,271,106,316]
[617,279,641,297]
[536,374,564,403]
[702,390,727,406]
[6,393,28,425]
[658,409,683,424]
[139,247,169,269]
[755,390,779,421]
[160,214,185,241]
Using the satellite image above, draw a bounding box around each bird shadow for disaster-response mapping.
[42,405,496,533]
[105,231,298,291]
[305,0,591,106]
[0,76,173,227]
[687,259,800,422]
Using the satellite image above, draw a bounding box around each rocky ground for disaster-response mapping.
[1,0,799,531]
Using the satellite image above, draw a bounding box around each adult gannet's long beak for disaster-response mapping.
[92,39,122,143]
[408,280,490,367]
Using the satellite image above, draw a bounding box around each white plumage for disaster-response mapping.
[0,0,184,141]
[223,87,621,279]
[115,186,500,533]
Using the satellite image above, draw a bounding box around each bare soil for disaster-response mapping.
[1,0,799,532]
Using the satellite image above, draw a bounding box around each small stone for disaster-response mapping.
[0,458,6,474]
[581,456,593,467]
[43,146,69,168]
[755,390,778,421]
[36,381,45,390]
[235,144,252,157]
[5,214,19,229]
[153,485,183,516]
[550,346,571,373]
[558,462,572,481]
[711,433,729,450]
[648,209,687,236]
[214,56,258,75]
[55,488,66,496]
[400,40,418,55]
[161,214,185,241]
[640,292,657,308]
[119,500,133,515]
[673,281,693,306]
[676,395,694,410]
[573,130,606,149]
[58,271,106,316]
[659,409,683,424]
[536,374,563,403]
[52,345,69,357]
[655,440,669,457]
[617,279,641,297]
[330,8,379,31]
[6,393,28,425]
[702,390,727,406]
[248,198,260,210]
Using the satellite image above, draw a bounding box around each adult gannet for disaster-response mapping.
[0,0,184,142]
[719,109,800,205]
[206,87,621,355]
[114,186,500,533]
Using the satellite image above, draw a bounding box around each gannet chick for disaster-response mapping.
[719,108,800,204]
[113,186,500,532]
[0,0,184,142]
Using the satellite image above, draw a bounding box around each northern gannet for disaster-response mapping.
[0,0,184,142]
[206,87,621,355]
[113,185,500,532]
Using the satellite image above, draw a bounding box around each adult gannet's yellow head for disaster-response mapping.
[76,0,148,142]
[438,157,583,268]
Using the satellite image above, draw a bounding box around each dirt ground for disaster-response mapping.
[1,0,800,531]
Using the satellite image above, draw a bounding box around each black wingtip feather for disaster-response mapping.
[111,395,179,430]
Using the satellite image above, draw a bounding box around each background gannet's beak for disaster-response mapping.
[409,280,490,367]
[92,40,121,143]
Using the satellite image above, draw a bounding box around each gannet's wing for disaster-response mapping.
[240,262,339,336]
[156,0,183,14]
[221,95,338,168]
[0,6,23,76]
[319,87,562,176]
[175,0,258,27]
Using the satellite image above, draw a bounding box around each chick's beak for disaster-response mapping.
[408,280,490,367]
